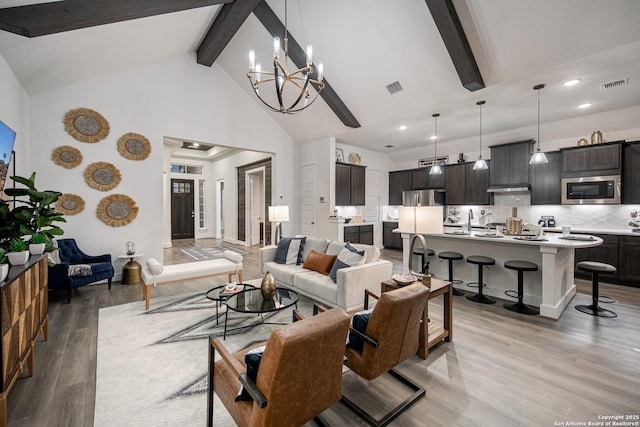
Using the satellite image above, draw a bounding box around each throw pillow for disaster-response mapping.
[328,242,366,282]
[302,250,337,275]
[274,237,306,265]
[346,309,372,351]
[235,345,266,402]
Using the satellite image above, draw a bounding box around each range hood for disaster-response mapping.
[487,185,530,194]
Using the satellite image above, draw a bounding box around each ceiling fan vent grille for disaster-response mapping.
[386,81,403,95]
[600,78,628,91]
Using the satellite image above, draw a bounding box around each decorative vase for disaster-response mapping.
[29,243,46,255]
[261,271,276,300]
[0,264,8,283]
[7,251,30,266]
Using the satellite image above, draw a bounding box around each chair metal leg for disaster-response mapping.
[207,336,215,427]
[340,368,425,427]
[575,271,617,318]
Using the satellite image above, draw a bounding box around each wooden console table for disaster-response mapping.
[381,277,452,359]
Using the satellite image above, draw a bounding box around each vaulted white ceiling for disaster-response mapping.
[2,0,640,157]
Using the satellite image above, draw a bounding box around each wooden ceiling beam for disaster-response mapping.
[197,0,262,66]
[0,0,232,38]
[252,1,360,128]
[424,0,484,91]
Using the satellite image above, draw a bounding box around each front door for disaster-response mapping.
[171,179,195,239]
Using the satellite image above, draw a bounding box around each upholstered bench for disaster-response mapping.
[141,250,243,310]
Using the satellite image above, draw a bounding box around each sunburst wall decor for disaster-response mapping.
[96,194,139,227]
[64,107,110,143]
[55,193,85,215]
[84,161,121,191]
[52,145,83,169]
[117,132,151,161]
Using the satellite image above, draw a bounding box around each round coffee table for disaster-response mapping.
[205,283,256,325]
[223,287,299,339]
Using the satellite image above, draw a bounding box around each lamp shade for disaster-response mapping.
[398,206,444,234]
[268,205,289,222]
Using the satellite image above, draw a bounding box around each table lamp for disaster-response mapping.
[268,205,289,244]
[398,206,444,275]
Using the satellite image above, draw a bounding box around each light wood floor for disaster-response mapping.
[6,239,640,426]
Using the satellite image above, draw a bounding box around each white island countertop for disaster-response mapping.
[399,228,603,319]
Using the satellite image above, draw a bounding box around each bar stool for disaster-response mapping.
[575,261,617,318]
[503,260,539,315]
[465,255,496,304]
[412,246,435,275]
[438,251,465,296]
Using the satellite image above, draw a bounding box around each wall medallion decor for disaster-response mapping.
[52,145,83,169]
[64,107,110,143]
[84,161,121,191]
[96,194,138,227]
[117,132,151,161]
[55,193,85,215]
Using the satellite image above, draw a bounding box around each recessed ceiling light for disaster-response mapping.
[563,79,581,87]
[398,125,407,131]
[430,136,437,140]
[192,143,200,147]
[578,102,592,109]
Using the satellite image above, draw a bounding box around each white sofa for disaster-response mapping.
[259,237,392,311]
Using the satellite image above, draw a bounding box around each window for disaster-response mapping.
[198,179,206,228]
[170,164,203,174]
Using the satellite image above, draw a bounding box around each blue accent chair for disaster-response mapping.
[48,238,114,302]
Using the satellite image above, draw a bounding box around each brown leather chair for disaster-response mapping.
[207,307,350,427]
[342,283,430,427]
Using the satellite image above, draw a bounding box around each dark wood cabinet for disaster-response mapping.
[530,151,561,205]
[561,142,622,177]
[388,170,412,205]
[489,140,533,187]
[619,236,640,284]
[444,164,465,205]
[336,163,366,206]
[383,221,402,250]
[465,161,491,205]
[411,168,427,190]
[344,224,374,245]
[575,234,619,281]
[623,141,640,204]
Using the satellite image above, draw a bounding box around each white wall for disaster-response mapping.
[299,137,334,240]
[28,54,296,275]
[0,53,30,182]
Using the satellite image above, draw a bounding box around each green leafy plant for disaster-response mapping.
[0,249,7,264]
[1,172,65,250]
[9,238,28,253]
[30,232,47,244]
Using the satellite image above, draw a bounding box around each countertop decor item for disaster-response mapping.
[52,145,83,169]
[117,132,151,161]
[63,107,110,143]
[261,271,276,300]
[577,138,588,146]
[392,273,416,285]
[506,207,523,235]
[591,131,603,144]
[55,193,85,215]
[96,194,138,227]
[84,161,121,191]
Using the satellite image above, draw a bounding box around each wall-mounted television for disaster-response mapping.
[0,120,17,194]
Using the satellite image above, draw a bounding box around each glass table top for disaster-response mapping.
[226,288,299,314]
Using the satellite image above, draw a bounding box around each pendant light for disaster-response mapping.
[429,113,443,175]
[530,84,549,164]
[473,100,488,170]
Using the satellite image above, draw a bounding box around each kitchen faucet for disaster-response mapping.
[468,209,474,222]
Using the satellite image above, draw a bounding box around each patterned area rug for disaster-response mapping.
[180,245,250,261]
[94,286,313,426]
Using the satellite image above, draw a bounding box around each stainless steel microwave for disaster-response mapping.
[561,175,621,204]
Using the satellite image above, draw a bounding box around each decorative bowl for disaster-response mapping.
[392,273,416,286]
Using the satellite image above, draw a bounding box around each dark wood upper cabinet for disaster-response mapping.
[530,151,561,205]
[623,141,640,204]
[561,142,622,178]
[444,163,465,205]
[336,163,366,206]
[388,170,412,205]
[489,140,533,187]
[465,161,491,205]
[411,168,428,190]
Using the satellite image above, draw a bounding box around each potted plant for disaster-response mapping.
[29,232,46,255]
[0,249,8,282]
[7,238,29,265]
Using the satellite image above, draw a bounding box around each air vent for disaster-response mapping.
[384,144,395,148]
[601,78,628,91]
[386,81,403,95]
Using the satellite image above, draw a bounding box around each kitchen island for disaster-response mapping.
[400,229,603,319]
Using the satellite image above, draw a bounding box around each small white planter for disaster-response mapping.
[29,243,46,255]
[0,264,8,282]
[7,251,30,266]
